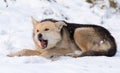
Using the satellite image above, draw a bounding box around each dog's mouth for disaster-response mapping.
[38,38,48,49]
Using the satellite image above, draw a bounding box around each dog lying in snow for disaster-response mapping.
[8,17,117,58]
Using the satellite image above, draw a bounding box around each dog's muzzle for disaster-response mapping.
[38,33,48,49]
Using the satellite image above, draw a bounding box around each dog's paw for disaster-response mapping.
[40,52,59,59]
[7,53,22,57]
[7,49,32,57]
[65,53,81,58]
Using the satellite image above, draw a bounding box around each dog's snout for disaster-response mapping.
[38,33,42,39]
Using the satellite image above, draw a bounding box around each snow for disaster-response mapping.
[0,0,120,73]
[0,56,120,73]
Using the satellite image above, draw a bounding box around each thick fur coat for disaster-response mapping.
[8,17,117,58]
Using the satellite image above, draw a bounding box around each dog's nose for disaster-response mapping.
[38,33,42,39]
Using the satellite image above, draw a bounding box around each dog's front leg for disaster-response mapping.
[7,49,41,57]
[40,48,72,58]
[40,51,59,58]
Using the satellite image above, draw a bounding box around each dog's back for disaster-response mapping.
[63,22,117,57]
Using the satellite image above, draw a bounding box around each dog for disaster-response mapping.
[8,17,117,58]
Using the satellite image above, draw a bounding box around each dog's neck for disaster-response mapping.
[63,24,76,40]
[55,27,73,49]
[53,26,79,53]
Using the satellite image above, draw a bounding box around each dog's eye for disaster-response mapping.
[37,30,39,32]
[44,28,49,31]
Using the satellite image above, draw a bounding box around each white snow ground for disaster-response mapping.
[0,0,120,73]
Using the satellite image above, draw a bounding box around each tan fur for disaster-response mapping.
[7,17,116,58]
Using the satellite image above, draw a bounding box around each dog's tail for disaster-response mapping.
[106,35,117,56]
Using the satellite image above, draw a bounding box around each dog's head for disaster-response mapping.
[31,17,67,50]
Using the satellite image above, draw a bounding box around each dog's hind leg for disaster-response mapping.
[74,28,98,51]
[7,49,41,57]
[74,27,106,57]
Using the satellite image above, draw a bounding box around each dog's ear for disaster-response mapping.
[55,21,67,31]
[31,16,39,26]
